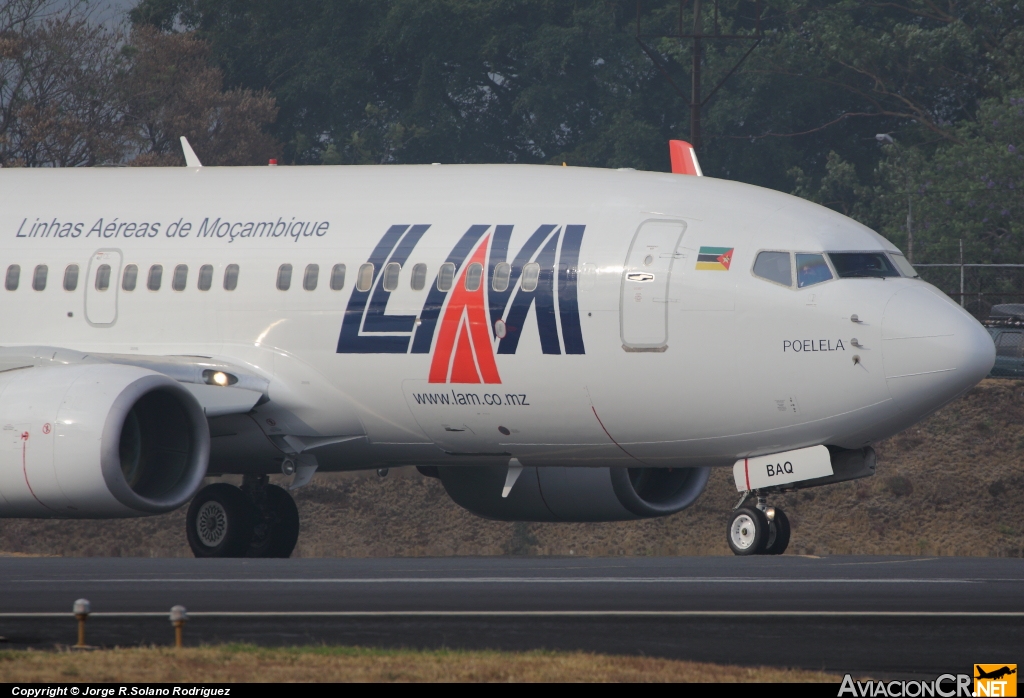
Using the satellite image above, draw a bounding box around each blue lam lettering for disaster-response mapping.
[338,224,432,353]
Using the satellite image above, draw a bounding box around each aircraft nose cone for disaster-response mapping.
[882,286,995,413]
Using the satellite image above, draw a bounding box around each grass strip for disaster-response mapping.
[0,645,840,682]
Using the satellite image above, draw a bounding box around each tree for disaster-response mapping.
[0,0,127,166]
[120,26,280,166]
[884,94,1024,264]
[128,0,1023,270]
[130,0,681,168]
[0,0,281,168]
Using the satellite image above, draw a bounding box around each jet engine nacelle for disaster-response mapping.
[0,363,209,517]
[436,465,710,522]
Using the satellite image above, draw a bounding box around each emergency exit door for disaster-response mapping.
[84,249,122,326]
[620,220,686,350]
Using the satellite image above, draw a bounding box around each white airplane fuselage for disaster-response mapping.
[0,164,994,522]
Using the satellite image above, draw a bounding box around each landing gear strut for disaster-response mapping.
[726,493,790,556]
[186,476,300,558]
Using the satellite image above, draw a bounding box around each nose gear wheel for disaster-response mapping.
[763,507,791,555]
[727,506,768,555]
[727,494,792,556]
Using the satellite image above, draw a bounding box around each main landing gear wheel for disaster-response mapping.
[186,478,301,559]
[727,506,768,556]
[764,508,791,555]
[247,483,300,559]
[186,483,254,558]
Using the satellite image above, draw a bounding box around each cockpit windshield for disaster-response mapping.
[795,254,833,288]
[888,253,919,278]
[828,252,900,279]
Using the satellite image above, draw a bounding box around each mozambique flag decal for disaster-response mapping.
[696,246,734,271]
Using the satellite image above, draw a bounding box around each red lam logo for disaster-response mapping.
[428,235,501,384]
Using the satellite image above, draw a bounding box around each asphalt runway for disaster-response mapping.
[0,556,1021,677]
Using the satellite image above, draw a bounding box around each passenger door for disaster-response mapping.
[619,220,686,351]
[84,249,122,326]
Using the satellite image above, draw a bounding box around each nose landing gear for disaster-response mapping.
[726,493,790,556]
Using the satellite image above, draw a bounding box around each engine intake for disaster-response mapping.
[437,464,710,522]
[0,364,209,517]
[102,374,210,514]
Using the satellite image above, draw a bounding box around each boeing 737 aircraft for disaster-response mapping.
[0,140,995,557]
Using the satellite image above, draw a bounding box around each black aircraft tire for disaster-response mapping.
[247,484,300,559]
[764,508,792,555]
[186,484,254,558]
[727,506,769,556]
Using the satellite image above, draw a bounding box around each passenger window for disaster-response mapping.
[521,262,540,292]
[277,264,293,291]
[303,264,319,291]
[63,264,79,291]
[330,264,346,290]
[437,262,455,292]
[32,264,47,291]
[795,254,833,288]
[410,263,427,291]
[223,264,239,291]
[382,262,400,292]
[492,262,511,292]
[753,251,792,287]
[996,332,1024,358]
[122,264,138,291]
[147,264,162,291]
[464,262,482,291]
[96,264,111,291]
[172,264,188,291]
[197,265,213,291]
[4,265,18,291]
[356,263,374,292]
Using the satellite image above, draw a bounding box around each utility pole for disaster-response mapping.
[636,0,763,154]
[876,133,914,263]
[906,174,914,264]
[960,239,965,308]
[691,0,702,150]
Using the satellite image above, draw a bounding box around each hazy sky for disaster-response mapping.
[62,0,137,26]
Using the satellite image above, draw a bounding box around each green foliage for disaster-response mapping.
[132,0,676,168]
[127,0,1024,264]
[909,95,1024,263]
[789,151,875,220]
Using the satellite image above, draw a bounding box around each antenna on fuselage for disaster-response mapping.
[180,137,203,168]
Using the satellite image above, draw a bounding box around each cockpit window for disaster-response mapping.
[752,251,792,287]
[828,252,900,279]
[796,254,833,288]
[889,253,919,278]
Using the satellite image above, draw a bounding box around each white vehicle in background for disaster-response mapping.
[0,141,994,557]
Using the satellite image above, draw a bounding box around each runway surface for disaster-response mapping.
[0,555,1021,676]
